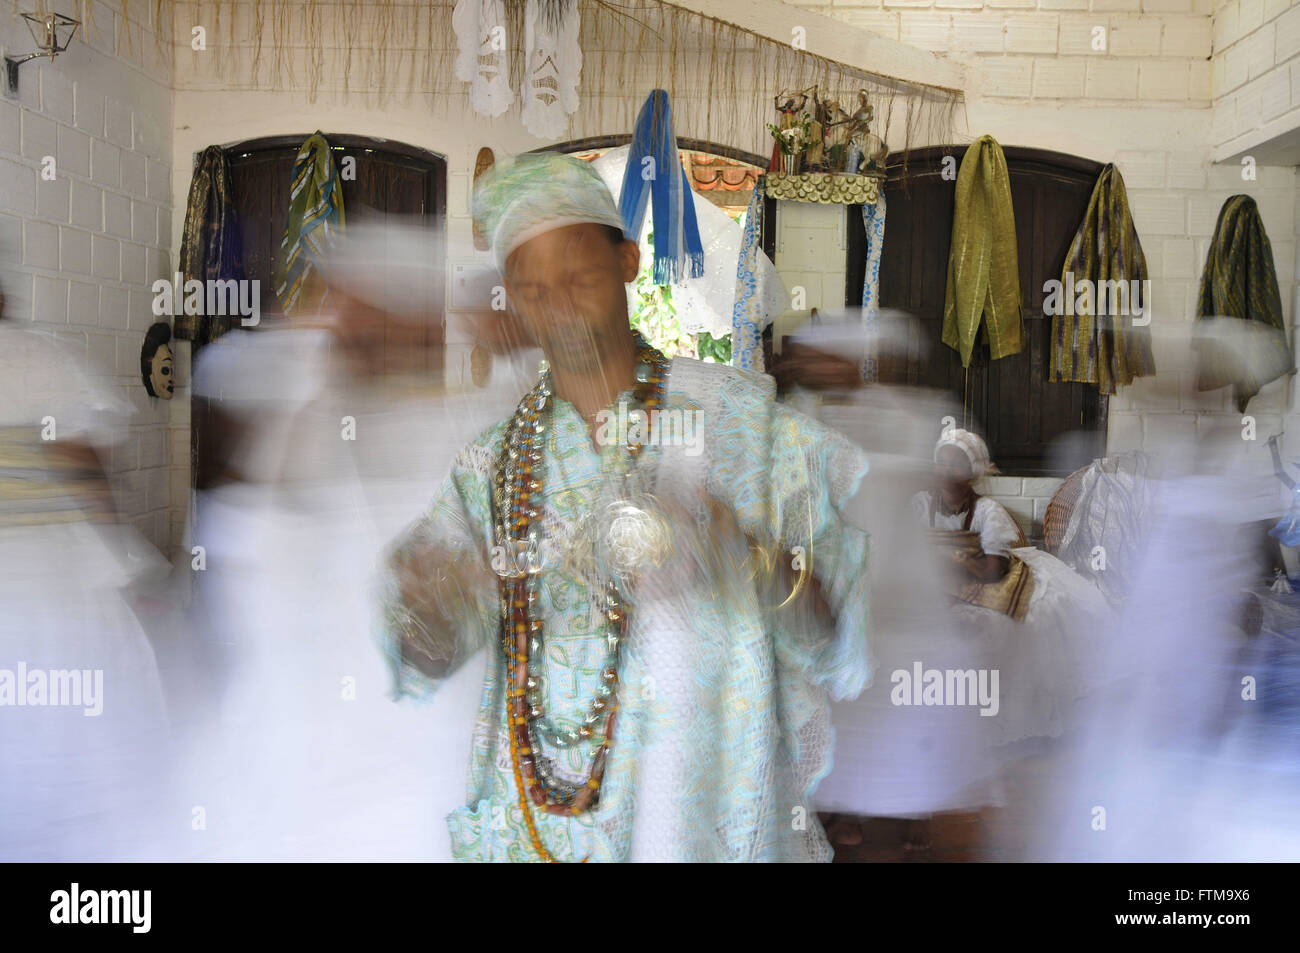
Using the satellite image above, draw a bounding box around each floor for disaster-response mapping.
[823,750,1046,863]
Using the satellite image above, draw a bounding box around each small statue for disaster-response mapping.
[844,91,886,175]
[821,99,852,173]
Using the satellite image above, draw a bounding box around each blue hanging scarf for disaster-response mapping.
[619,90,705,286]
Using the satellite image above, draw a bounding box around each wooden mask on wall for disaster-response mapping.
[141,322,175,399]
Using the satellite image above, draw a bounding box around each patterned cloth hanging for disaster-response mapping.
[1194,194,1293,413]
[273,132,345,316]
[732,178,768,371]
[453,0,514,118]
[520,0,582,138]
[618,90,705,286]
[176,145,245,346]
[1049,163,1155,394]
[942,135,1023,368]
[859,192,886,382]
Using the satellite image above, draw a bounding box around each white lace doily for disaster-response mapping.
[453,0,514,118]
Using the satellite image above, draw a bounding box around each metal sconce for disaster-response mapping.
[5,11,80,96]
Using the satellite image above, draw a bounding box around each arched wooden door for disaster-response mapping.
[220,133,447,377]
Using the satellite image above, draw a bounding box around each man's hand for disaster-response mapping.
[389,536,487,677]
[652,492,836,626]
[770,343,863,393]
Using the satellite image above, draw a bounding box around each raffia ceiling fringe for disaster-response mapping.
[63,0,961,170]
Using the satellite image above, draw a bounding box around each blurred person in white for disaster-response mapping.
[771,317,1006,849]
[183,223,521,860]
[911,428,1115,749]
[0,284,174,860]
[1018,361,1300,861]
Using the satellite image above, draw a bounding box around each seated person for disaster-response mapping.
[913,429,1034,619]
[912,428,1114,746]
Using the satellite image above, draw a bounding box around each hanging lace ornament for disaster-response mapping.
[521,0,582,139]
[453,0,513,118]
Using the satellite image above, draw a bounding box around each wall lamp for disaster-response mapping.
[5,11,80,96]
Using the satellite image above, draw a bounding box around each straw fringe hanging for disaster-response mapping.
[137,0,960,159]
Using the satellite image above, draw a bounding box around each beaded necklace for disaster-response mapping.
[491,334,670,862]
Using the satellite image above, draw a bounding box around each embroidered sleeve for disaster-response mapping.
[710,370,873,701]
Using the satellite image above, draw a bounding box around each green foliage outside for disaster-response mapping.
[627,230,732,364]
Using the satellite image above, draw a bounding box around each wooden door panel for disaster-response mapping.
[193,136,446,490]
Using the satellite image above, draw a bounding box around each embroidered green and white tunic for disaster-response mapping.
[377,357,872,862]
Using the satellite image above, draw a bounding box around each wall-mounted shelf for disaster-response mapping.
[761,171,885,205]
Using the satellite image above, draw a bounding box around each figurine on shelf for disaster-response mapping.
[843,91,887,175]
[821,99,853,174]
[804,87,826,171]
[774,88,810,116]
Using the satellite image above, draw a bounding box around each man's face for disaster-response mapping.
[504,223,639,373]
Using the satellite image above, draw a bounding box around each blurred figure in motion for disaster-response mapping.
[182,224,517,860]
[0,285,174,860]
[378,151,873,862]
[771,315,1007,851]
[1017,413,1300,861]
[779,312,1115,854]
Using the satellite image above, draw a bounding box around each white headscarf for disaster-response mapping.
[933,428,997,479]
[471,152,629,275]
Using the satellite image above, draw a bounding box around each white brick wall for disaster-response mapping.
[0,7,176,555]
[980,474,1066,539]
[1212,0,1300,151]
[773,203,849,351]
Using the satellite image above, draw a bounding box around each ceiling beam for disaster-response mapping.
[658,0,968,95]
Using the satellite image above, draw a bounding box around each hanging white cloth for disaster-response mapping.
[520,0,583,139]
[453,0,514,119]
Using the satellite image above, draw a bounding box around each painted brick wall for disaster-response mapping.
[1,1,176,555]
[1211,0,1300,155]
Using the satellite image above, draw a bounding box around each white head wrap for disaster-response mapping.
[471,152,629,275]
[934,428,997,478]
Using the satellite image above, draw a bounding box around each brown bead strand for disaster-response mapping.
[498,337,668,862]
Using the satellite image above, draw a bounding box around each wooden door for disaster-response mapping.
[221,134,446,378]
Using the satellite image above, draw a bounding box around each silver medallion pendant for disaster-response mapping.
[592,495,672,586]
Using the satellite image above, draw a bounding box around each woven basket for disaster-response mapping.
[1043,465,1089,555]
